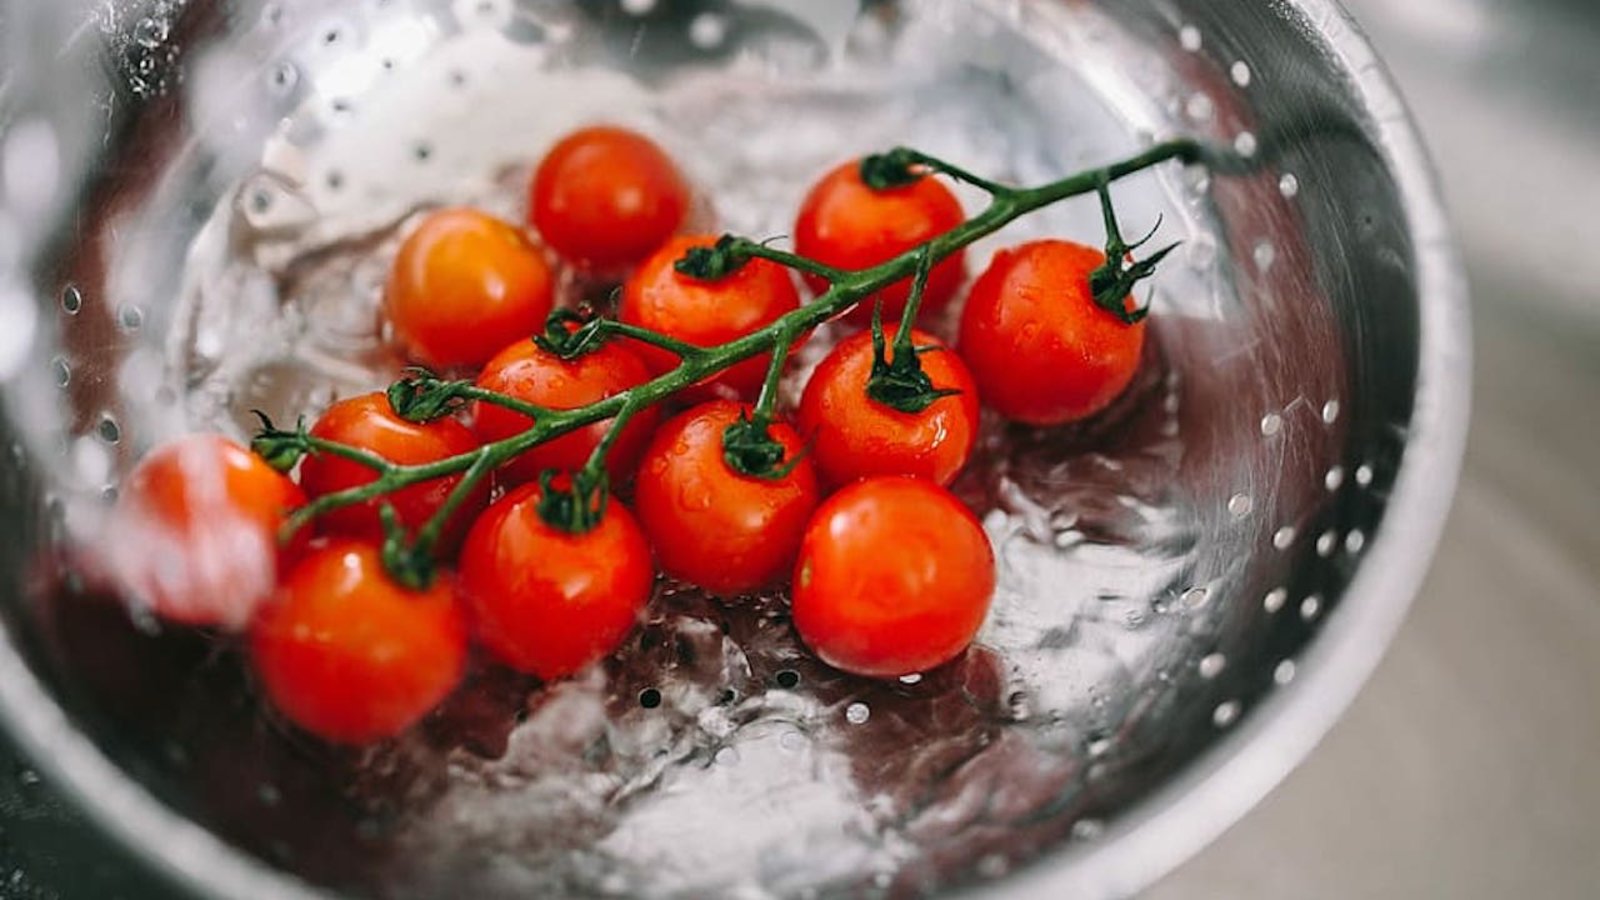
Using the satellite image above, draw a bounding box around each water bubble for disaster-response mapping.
[117,304,144,332]
[1274,659,1297,685]
[1279,173,1300,198]
[1184,93,1214,123]
[1321,399,1341,423]
[1234,131,1259,158]
[96,415,121,445]
[1355,463,1375,487]
[1086,735,1113,757]
[898,672,922,685]
[1181,586,1210,610]
[1272,526,1296,550]
[1212,700,1241,727]
[1260,412,1282,436]
[1230,60,1252,87]
[267,61,299,95]
[845,702,870,725]
[1227,493,1252,517]
[1325,466,1345,491]
[1300,594,1323,620]
[1198,653,1226,679]
[775,669,800,689]
[51,356,71,388]
[1178,25,1202,51]
[638,687,662,708]
[1263,587,1288,613]
[134,17,170,48]
[689,13,728,49]
[1253,240,1277,272]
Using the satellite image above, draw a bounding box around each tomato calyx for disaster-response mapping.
[859,149,925,191]
[532,308,612,360]
[864,305,962,415]
[722,411,806,481]
[1085,179,1177,326]
[250,411,312,473]
[379,503,437,591]
[535,468,610,534]
[387,368,472,423]
[672,233,753,282]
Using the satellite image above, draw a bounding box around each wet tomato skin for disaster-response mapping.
[459,482,654,680]
[472,338,659,487]
[793,160,966,323]
[250,540,469,744]
[108,434,306,630]
[530,125,691,272]
[958,239,1146,425]
[792,476,995,678]
[385,208,555,370]
[633,400,819,596]
[620,234,801,400]
[300,392,486,552]
[797,325,980,488]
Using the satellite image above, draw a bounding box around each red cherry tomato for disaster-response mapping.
[958,239,1146,425]
[792,477,994,678]
[633,400,819,595]
[793,159,966,323]
[459,482,654,679]
[108,434,305,630]
[250,540,468,743]
[620,234,801,398]
[299,392,486,551]
[385,208,554,370]
[530,125,690,271]
[797,325,980,488]
[472,337,659,487]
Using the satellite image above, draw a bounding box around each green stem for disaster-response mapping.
[735,240,847,284]
[453,384,555,421]
[302,436,391,471]
[599,320,709,360]
[410,449,496,558]
[283,139,1205,539]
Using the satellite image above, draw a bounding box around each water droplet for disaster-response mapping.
[1260,412,1282,436]
[1325,466,1345,491]
[1178,25,1202,51]
[267,61,298,95]
[1279,173,1300,198]
[688,12,728,48]
[1234,131,1259,158]
[775,669,800,689]
[96,415,121,445]
[50,356,70,388]
[1230,60,1252,87]
[1198,653,1226,679]
[1227,493,1252,517]
[1321,399,1341,423]
[1300,594,1323,620]
[117,304,144,332]
[845,702,870,725]
[1213,700,1241,727]
[61,284,82,314]
[898,672,922,685]
[134,17,170,48]
[1355,463,1374,487]
[677,479,713,511]
[1123,608,1148,629]
[1274,659,1297,684]
[1181,586,1210,610]
[638,687,661,708]
[1272,526,1296,550]
[1345,530,1366,554]
[1185,93,1214,123]
[1264,587,1288,613]
[1253,240,1277,272]
[1086,735,1113,757]
[1071,818,1105,840]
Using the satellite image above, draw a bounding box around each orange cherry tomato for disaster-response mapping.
[472,337,659,487]
[797,325,980,488]
[385,208,554,370]
[633,400,819,596]
[459,481,654,680]
[958,239,1146,425]
[108,434,306,630]
[620,234,801,399]
[792,477,994,678]
[793,159,966,322]
[299,392,486,552]
[529,125,690,271]
[250,540,468,743]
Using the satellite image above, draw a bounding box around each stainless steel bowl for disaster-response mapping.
[0,1,1469,897]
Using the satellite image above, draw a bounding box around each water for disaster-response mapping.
[78,1,1242,896]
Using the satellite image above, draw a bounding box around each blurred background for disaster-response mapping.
[0,0,1597,897]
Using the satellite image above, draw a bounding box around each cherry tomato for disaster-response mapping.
[385,208,554,370]
[473,337,659,487]
[958,239,1146,425]
[530,125,690,271]
[793,159,966,322]
[459,482,654,679]
[108,434,306,630]
[250,540,468,743]
[299,392,487,551]
[797,325,980,488]
[634,400,819,595]
[620,234,801,399]
[792,477,994,678]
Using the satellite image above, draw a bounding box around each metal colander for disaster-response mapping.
[0,1,1469,898]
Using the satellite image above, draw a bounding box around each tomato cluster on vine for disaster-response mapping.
[104,124,1159,745]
